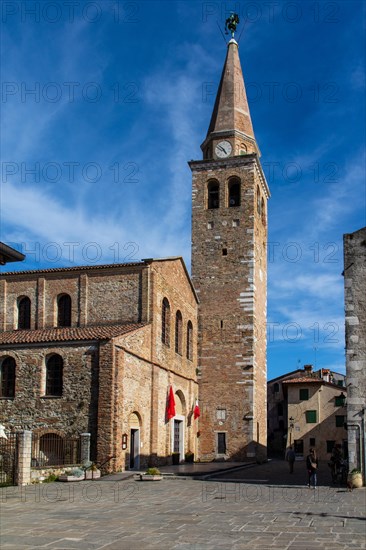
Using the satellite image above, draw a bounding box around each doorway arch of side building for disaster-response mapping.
[128,411,141,470]
[171,390,187,463]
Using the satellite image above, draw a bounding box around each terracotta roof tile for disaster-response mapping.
[1,262,145,277]
[282,376,344,390]
[0,323,148,345]
[282,377,321,384]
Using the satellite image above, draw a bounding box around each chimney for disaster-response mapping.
[304,364,313,374]
[321,368,330,382]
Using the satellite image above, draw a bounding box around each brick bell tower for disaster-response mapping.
[189,31,270,461]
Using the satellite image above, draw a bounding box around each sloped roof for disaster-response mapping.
[0,323,148,346]
[283,377,345,390]
[0,242,25,265]
[283,377,322,384]
[1,261,145,277]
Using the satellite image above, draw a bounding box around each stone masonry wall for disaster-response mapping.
[344,228,366,472]
[0,343,98,438]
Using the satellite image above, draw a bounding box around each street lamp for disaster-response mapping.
[337,392,346,407]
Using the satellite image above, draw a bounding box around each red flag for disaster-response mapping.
[166,386,176,420]
[193,400,200,420]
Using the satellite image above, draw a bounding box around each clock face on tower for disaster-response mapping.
[215,140,232,158]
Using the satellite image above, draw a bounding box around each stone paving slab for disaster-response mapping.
[1,460,365,549]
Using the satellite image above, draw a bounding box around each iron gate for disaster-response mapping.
[0,432,19,486]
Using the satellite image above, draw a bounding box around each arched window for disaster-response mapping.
[46,355,63,396]
[175,310,183,355]
[18,297,31,329]
[161,298,170,346]
[240,143,247,155]
[0,357,16,398]
[57,294,72,327]
[228,177,241,207]
[256,186,261,215]
[207,180,219,209]
[186,321,193,361]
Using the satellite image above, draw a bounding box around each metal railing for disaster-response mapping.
[31,434,81,467]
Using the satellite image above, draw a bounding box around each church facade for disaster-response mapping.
[0,259,198,471]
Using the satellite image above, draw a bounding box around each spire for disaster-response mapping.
[202,38,259,158]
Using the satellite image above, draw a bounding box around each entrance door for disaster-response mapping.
[130,429,140,469]
[173,419,184,461]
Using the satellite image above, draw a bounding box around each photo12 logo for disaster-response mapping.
[19,241,140,265]
[201,2,341,24]
[1,2,140,24]
[2,161,140,185]
[1,81,140,104]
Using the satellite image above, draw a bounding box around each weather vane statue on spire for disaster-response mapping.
[225,12,240,38]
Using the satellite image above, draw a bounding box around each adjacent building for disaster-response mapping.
[268,365,346,459]
[343,227,366,476]
[0,243,25,266]
[283,373,347,461]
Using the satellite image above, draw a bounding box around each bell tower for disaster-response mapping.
[190,27,270,461]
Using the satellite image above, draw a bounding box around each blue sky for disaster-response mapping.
[1,0,365,380]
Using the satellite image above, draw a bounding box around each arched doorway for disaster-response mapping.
[129,412,141,470]
[171,391,186,462]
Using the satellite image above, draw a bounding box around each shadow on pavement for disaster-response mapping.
[207,458,349,489]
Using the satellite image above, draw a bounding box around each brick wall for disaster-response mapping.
[0,264,146,331]
[191,155,268,460]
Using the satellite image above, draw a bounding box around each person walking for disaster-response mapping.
[306,447,318,488]
[286,446,296,473]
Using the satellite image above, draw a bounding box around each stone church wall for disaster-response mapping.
[0,343,98,438]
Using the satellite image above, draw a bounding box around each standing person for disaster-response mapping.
[286,446,296,473]
[306,448,318,488]
[329,443,343,482]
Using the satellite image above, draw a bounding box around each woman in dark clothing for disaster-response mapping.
[306,448,318,488]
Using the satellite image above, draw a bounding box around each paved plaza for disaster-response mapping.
[1,460,365,549]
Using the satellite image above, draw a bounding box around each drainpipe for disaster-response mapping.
[347,423,363,480]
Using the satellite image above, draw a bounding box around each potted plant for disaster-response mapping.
[348,468,363,489]
[139,467,162,481]
[84,463,101,480]
[172,452,180,465]
[185,451,194,463]
[58,468,85,482]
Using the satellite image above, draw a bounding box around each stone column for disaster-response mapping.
[80,433,91,464]
[37,277,46,329]
[17,431,32,486]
